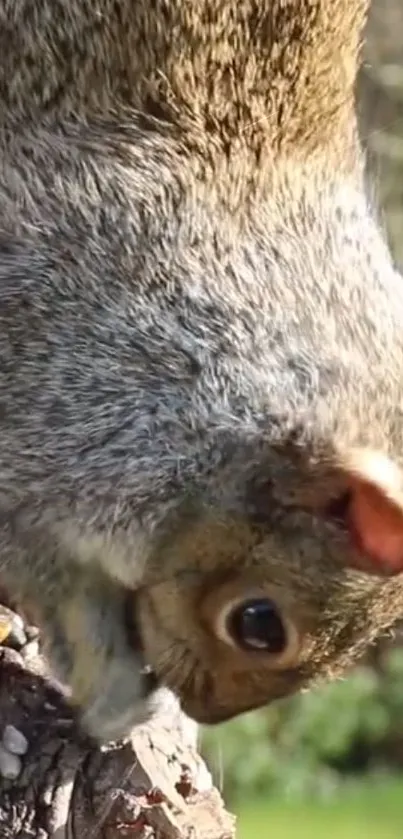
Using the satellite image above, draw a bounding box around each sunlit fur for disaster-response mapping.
[1,0,403,741]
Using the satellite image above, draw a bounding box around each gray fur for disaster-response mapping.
[1,0,403,742]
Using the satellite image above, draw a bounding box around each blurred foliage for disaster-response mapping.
[360,0,403,267]
[201,648,403,803]
[236,780,403,839]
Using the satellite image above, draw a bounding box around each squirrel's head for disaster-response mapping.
[133,446,403,724]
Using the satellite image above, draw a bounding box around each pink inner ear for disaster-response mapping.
[348,479,403,576]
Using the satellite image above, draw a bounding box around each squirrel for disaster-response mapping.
[0,0,403,743]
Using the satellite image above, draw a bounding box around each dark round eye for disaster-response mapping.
[227,598,287,654]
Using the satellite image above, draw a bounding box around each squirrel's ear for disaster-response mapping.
[339,449,403,577]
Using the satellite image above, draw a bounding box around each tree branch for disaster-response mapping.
[0,645,235,839]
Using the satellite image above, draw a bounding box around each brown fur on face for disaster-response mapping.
[134,461,403,724]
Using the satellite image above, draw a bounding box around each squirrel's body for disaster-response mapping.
[1,0,403,741]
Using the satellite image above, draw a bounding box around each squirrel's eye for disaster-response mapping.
[226,598,287,654]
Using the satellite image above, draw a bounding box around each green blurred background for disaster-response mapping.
[201,1,403,833]
[201,644,403,837]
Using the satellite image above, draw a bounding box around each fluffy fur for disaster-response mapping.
[0,0,403,741]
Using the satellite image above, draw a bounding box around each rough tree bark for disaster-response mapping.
[0,641,235,839]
